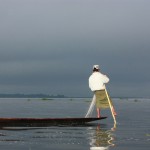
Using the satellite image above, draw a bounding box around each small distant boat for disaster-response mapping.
[0,117,107,127]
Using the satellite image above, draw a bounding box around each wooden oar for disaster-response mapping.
[104,86,117,125]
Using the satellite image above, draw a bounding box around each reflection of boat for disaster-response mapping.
[0,117,107,127]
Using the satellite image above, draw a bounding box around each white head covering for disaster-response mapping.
[93,65,99,70]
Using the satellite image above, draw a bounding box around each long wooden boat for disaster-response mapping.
[0,117,107,127]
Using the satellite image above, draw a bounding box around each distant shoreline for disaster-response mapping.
[0,94,148,99]
[0,94,66,98]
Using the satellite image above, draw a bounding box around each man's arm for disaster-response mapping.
[102,74,109,83]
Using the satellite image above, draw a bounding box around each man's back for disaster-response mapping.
[89,71,109,91]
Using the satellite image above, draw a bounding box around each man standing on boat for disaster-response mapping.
[89,65,117,118]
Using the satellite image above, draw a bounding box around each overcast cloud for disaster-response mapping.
[0,0,150,97]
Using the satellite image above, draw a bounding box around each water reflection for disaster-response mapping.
[88,124,116,150]
[0,124,116,150]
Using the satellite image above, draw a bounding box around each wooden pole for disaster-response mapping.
[104,86,117,125]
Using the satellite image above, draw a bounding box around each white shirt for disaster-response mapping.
[89,72,109,91]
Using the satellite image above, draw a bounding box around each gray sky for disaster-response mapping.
[0,0,150,97]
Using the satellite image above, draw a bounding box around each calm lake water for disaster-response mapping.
[0,98,149,150]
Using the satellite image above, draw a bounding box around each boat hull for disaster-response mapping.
[0,117,107,127]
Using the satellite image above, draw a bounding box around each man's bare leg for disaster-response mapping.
[97,108,101,118]
[112,107,117,116]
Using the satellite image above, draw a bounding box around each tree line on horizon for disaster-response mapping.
[0,93,66,98]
